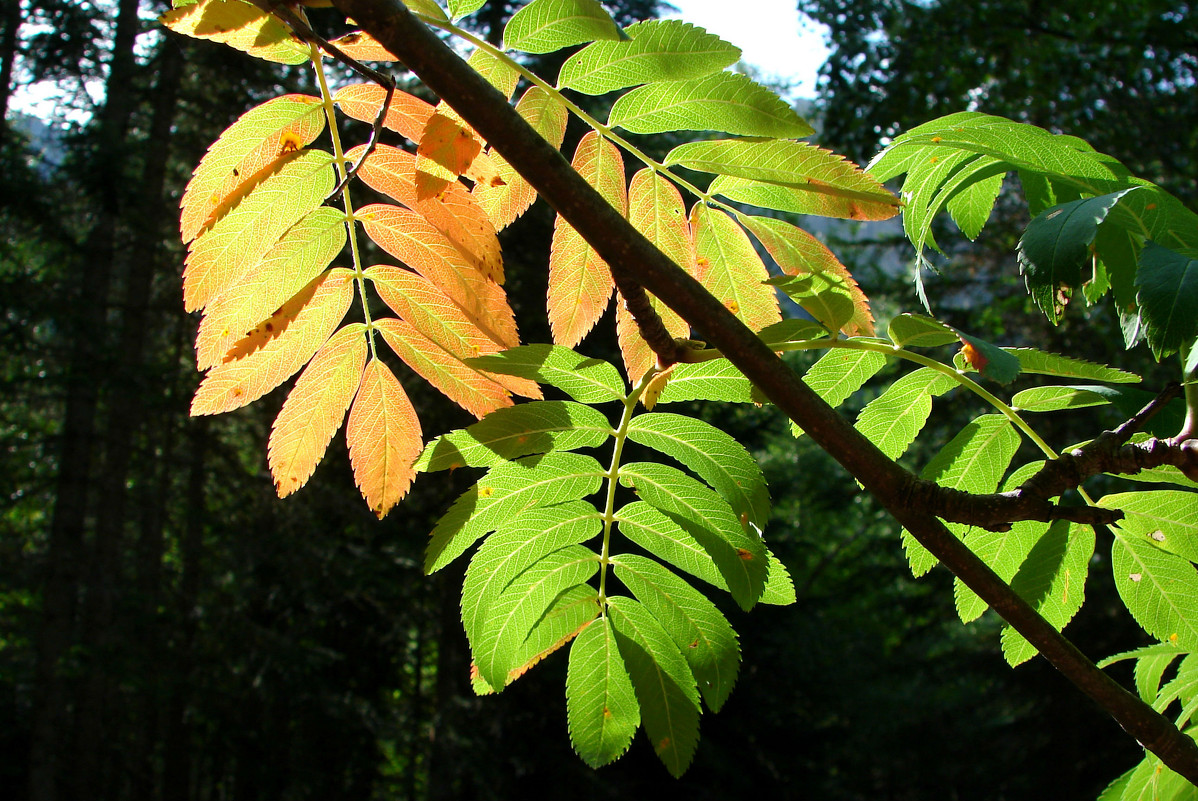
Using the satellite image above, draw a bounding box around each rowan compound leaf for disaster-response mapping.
[346,358,422,518]
[612,554,740,712]
[184,149,334,313]
[1135,243,1198,359]
[1101,490,1198,565]
[608,72,813,138]
[567,617,640,768]
[347,144,503,283]
[334,83,434,144]
[504,0,623,54]
[465,345,626,404]
[742,215,873,336]
[159,0,309,64]
[854,367,959,461]
[416,401,613,471]
[191,268,355,416]
[180,94,325,243]
[689,205,780,332]
[607,595,701,778]
[626,412,770,529]
[359,204,518,347]
[268,323,367,498]
[425,452,606,573]
[195,207,346,370]
[548,132,625,348]
[473,545,599,690]
[558,19,740,95]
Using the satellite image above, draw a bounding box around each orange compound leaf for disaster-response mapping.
[473,86,568,231]
[334,83,434,144]
[358,203,518,347]
[195,207,346,370]
[347,144,503,283]
[180,94,325,244]
[617,169,694,383]
[375,317,515,419]
[741,215,874,337]
[268,323,368,498]
[346,357,423,518]
[689,205,781,333]
[183,149,334,313]
[547,132,626,348]
[190,268,356,416]
[416,110,484,200]
[326,31,400,62]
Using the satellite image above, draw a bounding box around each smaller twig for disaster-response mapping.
[616,282,690,369]
[327,80,395,202]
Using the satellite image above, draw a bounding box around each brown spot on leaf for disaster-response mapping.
[736,548,753,560]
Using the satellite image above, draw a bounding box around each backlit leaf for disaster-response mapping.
[449,0,487,21]
[791,348,887,436]
[558,19,740,95]
[346,358,423,519]
[465,345,626,404]
[956,333,1021,384]
[325,31,399,62]
[160,0,308,64]
[854,367,958,461]
[1100,491,1198,564]
[416,109,484,199]
[334,83,434,144]
[615,501,728,592]
[690,205,780,333]
[1011,385,1112,413]
[887,313,959,348]
[567,617,640,768]
[654,359,754,405]
[268,323,367,498]
[504,0,623,54]
[549,132,625,348]
[191,269,354,415]
[1003,348,1140,383]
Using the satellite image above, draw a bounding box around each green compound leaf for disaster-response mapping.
[567,617,640,768]
[1101,490,1198,565]
[1018,190,1137,324]
[503,0,623,54]
[791,348,887,437]
[1136,242,1198,359]
[1000,521,1095,666]
[608,595,701,778]
[612,554,740,712]
[473,544,599,690]
[854,368,958,461]
[1012,385,1113,413]
[462,502,602,660]
[426,452,605,573]
[608,72,813,138]
[626,412,770,529]
[616,501,729,592]
[558,19,740,95]
[1113,526,1198,651]
[466,345,625,404]
[618,462,767,610]
[887,313,960,348]
[416,401,613,471]
[654,359,755,404]
[1002,348,1140,383]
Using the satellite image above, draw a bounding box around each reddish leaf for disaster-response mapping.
[334,82,434,144]
[325,31,399,62]
[689,205,781,332]
[416,109,485,199]
[346,358,422,519]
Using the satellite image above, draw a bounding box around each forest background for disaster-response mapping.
[2,1,1195,799]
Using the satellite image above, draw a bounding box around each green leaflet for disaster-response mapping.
[760,550,797,606]
[1154,653,1198,716]
[401,0,448,21]
[954,520,1043,624]
[947,168,1005,241]
[1112,527,1198,651]
[466,345,625,404]
[1011,385,1112,413]
[558,19,740,95]
[415,401,613,471]
[618,462,767,610]
[461,502,602,659]
[448,0,486,21]
[615,501,729,592]
[612,553,740,712]
[854,368,958,461]
[425,452,605,573]
[472,544,599,690]
[1002,348,1141,382]
[607,596,701,778]
[758,319,829,346]
[654,359,756,404]
[503,0,623,54]
[1116,747,1198,801]
[1138,652,1185,705]
[626,412,770,529]
[608,72,813,138]
[887,313,960,348]
[765,273,861,335]
[160,0,310,65]
[1135,243,1198,359]
[566,617,640,768]
[956,333,1022,384]
[791,348,887,437]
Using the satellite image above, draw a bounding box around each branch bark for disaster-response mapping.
[332,0,1198,783]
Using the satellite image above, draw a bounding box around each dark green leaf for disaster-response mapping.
[1136,242,1198,359]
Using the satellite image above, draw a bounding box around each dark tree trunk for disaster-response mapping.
[0,0,20,133]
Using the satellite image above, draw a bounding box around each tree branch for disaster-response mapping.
[330,0,1198,783]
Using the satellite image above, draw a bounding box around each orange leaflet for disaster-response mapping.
[333,82,434,144]
[346,358,423,519]
[268,323,368,498]
[689,205,781,333]
[547,132,625,348]
[190,268,356,416]
[416,110,484,200]
[617,169,694,383]
[325,31,399,62]
[347,144,502,283]
[375,317,514,419]
[358,203,518,347]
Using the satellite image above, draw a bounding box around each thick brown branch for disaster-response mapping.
[331,0,1198,783]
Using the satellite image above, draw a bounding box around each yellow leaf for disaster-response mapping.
[358,203,518,347]
[346,358,422,518]
[325,31,399,62]
[334,83,433,144]
[159,0,309,65]
[548,132,625,348]
[689,205,781,333]
[183,148,334,313]
[190,268,355,415]
[348,144,503,283]
[269,323,368,498]
[180,94,325,243]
